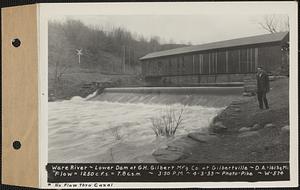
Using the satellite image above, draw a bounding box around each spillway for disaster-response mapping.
[90,86,244,108]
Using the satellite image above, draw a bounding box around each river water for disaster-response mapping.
[49,89,241,163]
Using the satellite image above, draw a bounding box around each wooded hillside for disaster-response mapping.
[48,19,186,99]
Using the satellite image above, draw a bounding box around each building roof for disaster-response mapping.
[140,31,289,60]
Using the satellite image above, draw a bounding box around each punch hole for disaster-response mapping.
[12,38,21,47]
[13,141,21,150]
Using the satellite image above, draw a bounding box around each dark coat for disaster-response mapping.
[256,72,270,92]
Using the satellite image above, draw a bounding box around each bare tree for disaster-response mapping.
[54,61,70,84]
[259,15,289,33]
[150,106,185,137]
[48,21,77,97]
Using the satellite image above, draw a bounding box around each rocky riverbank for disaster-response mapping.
[153,77,289,163]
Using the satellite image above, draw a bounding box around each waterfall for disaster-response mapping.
[90,86,243,108]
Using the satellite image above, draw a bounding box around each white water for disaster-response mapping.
[48,96,224,163]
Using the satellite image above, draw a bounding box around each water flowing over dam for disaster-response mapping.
[90,86,244,108]
[49,86,244,163]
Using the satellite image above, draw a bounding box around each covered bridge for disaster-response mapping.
[140,32,289,86]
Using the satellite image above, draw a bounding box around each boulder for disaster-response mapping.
[166,137,198,149]
[152,147,187,162]
[269,76,276,81]
[233,108,241,112]
[243,92,254,97]
[132,155,158,163]
[239,127,251,132]
[250,151,258,156]
[281,125,289,132]
[251,123,262,131]
[211,121,227,133]
[238,131,259,138]
[188,132,218,143]
[264,123,275,128]
[159,144,168,149]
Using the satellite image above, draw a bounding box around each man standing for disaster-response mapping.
[256,67,270,109]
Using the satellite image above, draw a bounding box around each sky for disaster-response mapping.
[51,14,288,45]
[44,1,297,45]
[47,2,291,46]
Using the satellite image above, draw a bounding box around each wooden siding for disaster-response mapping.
[257,45,282,73]
[217,51,226,73]
[142,44,283,78]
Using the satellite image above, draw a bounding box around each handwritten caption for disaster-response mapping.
[46,163,289,182]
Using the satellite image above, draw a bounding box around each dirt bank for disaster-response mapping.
[153,77,289,163]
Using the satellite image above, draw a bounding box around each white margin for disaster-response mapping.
[38,2,298,188]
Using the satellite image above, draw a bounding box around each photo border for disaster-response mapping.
[38,2,298,188]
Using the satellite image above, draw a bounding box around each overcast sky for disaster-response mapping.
[45,2,294,45]
[50,14,288,45]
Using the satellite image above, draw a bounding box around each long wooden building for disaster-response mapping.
[140,32,289,86]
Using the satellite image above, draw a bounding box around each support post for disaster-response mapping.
[208,53,211,74]
[238,50,241,73]
[192,55,195,74]
[226,51,228,73]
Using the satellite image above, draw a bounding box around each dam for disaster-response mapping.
[91,86,244,107]
[48,86,244,163]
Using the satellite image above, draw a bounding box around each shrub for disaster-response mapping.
[111,126,122,141]
[150,106,185,137]
[109,147,115,163]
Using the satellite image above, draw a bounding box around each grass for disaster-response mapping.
[48,65,143,100]
[173,78,290,163]
[150,106,185,137]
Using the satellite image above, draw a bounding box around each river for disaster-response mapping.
[48,88,242,163]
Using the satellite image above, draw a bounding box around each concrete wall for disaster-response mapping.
[145,73,254,87]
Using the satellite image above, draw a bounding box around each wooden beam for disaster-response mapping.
[226,51,228,73]
[201,54,204,73]
[255,48,258,70]
[192,55,195,74]
[199,54,201,74]
[215,52,218,73]
[238,50,241,73]
[208,53,211,74]
[246,48,249,72]
[250,48,252,72]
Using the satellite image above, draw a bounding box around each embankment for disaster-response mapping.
[153,78,289,163]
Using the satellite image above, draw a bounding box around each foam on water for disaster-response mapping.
[48,99,223,163]
[49,87,244,163]
[92,92,241,108]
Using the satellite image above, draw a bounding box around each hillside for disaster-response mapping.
[48,19,187,100]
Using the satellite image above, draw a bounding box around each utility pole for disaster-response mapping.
[123,45,126,74]
[76,49,83,65]
[128,47,131,67]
